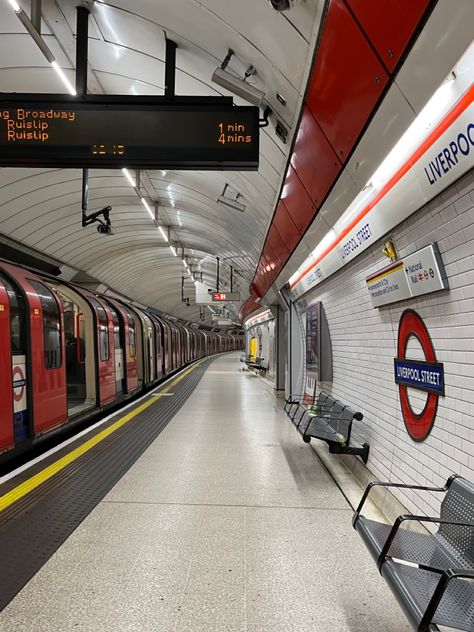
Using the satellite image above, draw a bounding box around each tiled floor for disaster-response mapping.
[0,353,410,632]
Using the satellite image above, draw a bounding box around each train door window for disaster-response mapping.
[125,311,136,358]
[108,307,121,350]
[90,299,109,362]
[29,280,62,369]
[0,275,26,356]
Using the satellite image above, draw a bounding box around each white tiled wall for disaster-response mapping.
[296,169,474,517]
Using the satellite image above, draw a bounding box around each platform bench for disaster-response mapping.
[293,392,369,463]
[245,356,267,374]
[353,475,474,632]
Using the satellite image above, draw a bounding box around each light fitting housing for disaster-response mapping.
[217,195,246,213]
[211,67,265,107]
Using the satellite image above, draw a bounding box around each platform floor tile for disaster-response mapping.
[0,353,410,632]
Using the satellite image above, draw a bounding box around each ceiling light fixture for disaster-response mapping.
[158,225,168,242]
[141,197,154,220]
[9,5,77,96]
[7,0,21,12]
[212,49,265,107]
[170,244,177,257]
[122,167,135,187]
[217,183,246,213]
[51,61,77,96]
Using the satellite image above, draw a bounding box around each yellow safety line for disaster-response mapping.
[0,359,204,514]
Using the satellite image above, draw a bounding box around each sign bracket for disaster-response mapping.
[76,7,114,232]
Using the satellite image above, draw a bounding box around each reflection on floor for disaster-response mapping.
[0,353,409,632]
[67,398,95,418]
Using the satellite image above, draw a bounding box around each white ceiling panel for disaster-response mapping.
[0,0,321,324]
[346,83,416,189]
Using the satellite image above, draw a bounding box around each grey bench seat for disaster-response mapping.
[382,562,474,632]
[294,391,369,463]
[354,475,474,631]
[245,356,267,373]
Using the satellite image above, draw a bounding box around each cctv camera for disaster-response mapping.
[97,224,114,235]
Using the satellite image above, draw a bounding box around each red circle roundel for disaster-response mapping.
[397,310,438,442]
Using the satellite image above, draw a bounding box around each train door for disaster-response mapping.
[160,317,171,375]
[124,308,139,393]
[149,315,163,381]
[26,278,67,434]
[88,297,116,405]
[47,282,97,416]
[106,303,125,395]
[140,312,155,384]
[0,274,28,449]
[109,300,139,395]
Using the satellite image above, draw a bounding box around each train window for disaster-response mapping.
[0,275,26,355]
[28,279,62,369]
[108,306,121,349]
[125,312,136,358]
[90,299,109,362]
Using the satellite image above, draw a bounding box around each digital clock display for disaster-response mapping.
[0,96,259,170]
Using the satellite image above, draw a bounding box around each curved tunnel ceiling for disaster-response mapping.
[0,0,324,325]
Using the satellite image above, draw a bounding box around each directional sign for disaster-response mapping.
[212,291,240,302]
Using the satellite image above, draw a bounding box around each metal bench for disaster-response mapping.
[295,391,369,463]
[353,475,474,631]
[245,356,267,374]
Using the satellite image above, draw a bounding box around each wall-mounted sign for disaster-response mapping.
[366,243,448,308]
[212,291,240,302]
[395,310,444,442]
[245,309,272,328]
[0,96,259,170]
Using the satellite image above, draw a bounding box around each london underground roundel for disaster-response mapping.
[395,310,444,442]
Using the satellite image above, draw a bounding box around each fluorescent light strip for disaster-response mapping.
[158,226,168,242]
[122,168,135,187]
[7,0,21,11]
[51,61,76,96]
[141,197,154,220]
[170,245,177,257]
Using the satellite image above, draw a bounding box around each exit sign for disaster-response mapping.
[212,291,240,302]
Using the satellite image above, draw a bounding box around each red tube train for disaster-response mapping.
[0,260,242,463]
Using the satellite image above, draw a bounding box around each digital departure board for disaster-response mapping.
[0,96,260,170]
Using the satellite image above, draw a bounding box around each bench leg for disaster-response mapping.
[328,442,370,464]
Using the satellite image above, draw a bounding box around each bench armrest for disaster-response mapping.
[376,514,474,570]
[419,568,474,631]
[352,477,457,528]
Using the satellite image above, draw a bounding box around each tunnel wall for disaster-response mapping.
[296,168,474,517]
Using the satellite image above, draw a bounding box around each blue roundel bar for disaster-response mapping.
[394,358,445,396]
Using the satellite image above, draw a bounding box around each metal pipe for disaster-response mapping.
[81,169,89,224]
[216,257,220,292]
[31,0,41,33]
[230,266,234,292]
[75,6,90,97]
[16,10,54,63]
[165,38,177,98]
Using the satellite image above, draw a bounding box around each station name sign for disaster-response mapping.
[0,95,259,170]
[394,359,444,396]
[366,243,448,308]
